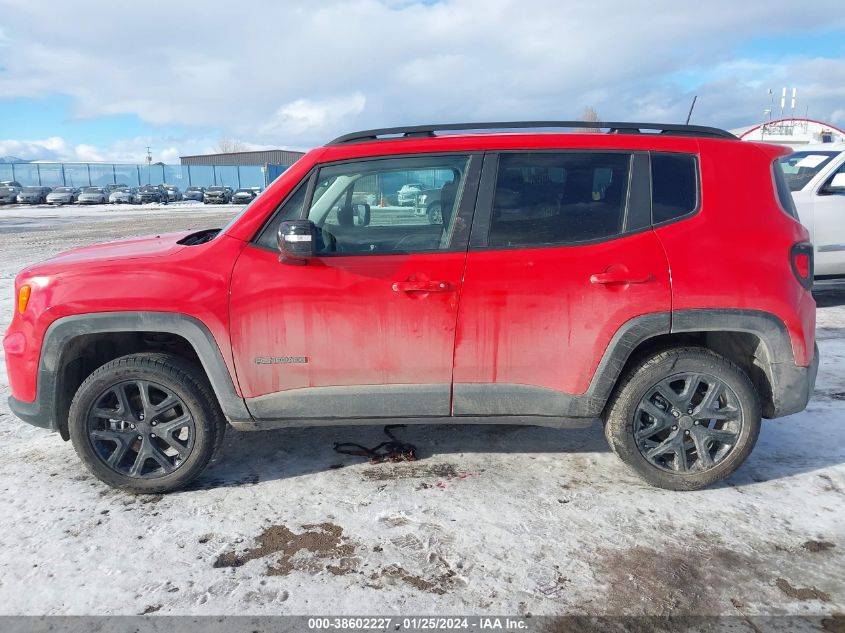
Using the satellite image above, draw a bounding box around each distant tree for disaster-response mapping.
[214,138,249,154]
[577,106,601,132]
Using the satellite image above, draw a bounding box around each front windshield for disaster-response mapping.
[53,187,73,193]
[778,151,839,191]
[82,187,102,193]
[23,187,42,192]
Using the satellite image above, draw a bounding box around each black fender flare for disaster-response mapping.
[11,312,251,433]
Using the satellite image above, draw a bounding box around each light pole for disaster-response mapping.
[146,147,152,185]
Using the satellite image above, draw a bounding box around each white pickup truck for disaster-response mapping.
[779,144,845,277]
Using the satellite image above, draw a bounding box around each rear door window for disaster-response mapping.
[487,152,632,248]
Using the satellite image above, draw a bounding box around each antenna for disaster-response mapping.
[685,95,698,125]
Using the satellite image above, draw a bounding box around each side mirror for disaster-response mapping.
[821,172,845,195]
[277,220,317,264]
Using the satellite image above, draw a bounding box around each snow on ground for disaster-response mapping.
[0,208,842,617]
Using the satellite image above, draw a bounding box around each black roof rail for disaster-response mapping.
[327,121,737,145]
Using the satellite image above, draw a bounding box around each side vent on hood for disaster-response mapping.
[177,229,221,246]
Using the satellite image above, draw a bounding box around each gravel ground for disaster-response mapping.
[0,205,843,617]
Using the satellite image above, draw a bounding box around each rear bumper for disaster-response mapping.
[770,342,819,418]
[8,394,55,431]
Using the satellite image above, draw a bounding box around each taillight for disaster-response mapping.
[790,242,813,289]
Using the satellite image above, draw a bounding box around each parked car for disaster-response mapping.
[203,186,232,204]
[46,187,80,205]
[412,183,452,224]
[103,184,129,195]
[17,186,52,204]
[164,186,183,202]
[0,180,24,189]
[3,120,818,494]
[231,188,257,204]
[76,187,108,205]
[778,144,845,277]
[109,187,141,204]
[184,186,205,201]
[138,185,168,204]
[397,182,424,206]
[0,185,21,204]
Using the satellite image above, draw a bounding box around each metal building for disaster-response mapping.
[179,149,305,167]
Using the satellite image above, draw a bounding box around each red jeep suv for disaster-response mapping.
[4,121,818,493]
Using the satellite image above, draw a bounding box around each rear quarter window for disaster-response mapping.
[651,153,698,224]
[772,160,799,218]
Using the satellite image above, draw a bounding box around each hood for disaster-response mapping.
[22,231,193,275]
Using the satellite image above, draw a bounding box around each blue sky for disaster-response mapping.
[1,0,844,162]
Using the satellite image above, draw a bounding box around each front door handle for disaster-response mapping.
[590,269,653,285]
[392,280,451,292]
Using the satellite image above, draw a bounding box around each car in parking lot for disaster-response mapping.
[397,182,424,205]
[17,186,52,204]
[46,187,80,205]
[76,187,108,205]
[231,188,257,204]
[778,144,845,277]
[0,185,22,204]
[164,186,183,202]
[109,187,140,204]
[203,186,232,204]
[138,185,168,204]
[184,186,205,201]
[3,120,818,494]
[412,184,451,224]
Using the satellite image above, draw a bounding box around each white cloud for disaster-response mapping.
[0,135,192,164]
[0,0,844,149]
[261,93,367,137]
[0,137,69,161]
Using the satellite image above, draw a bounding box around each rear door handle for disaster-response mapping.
[590,271,654,285]
[392,280,451,292]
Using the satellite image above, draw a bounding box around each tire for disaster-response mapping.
[68,353,226,493]
[427,202,443,225]
[604,347,761,491]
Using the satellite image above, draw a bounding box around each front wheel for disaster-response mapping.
[68,353,226,493]
[604,347,761,490]
[427,202,443,225]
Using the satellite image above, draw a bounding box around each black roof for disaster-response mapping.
[328,121,736,145]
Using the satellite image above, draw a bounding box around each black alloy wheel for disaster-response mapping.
[86,379,196,478]
[633,372,742,473]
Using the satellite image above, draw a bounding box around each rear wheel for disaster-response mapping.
[68,353,226,493]
[604,347,761,490]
